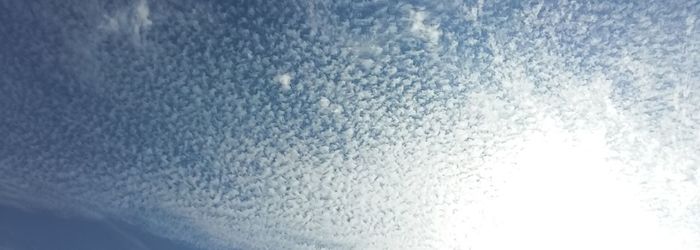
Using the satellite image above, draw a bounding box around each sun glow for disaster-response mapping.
[465,119,686,250]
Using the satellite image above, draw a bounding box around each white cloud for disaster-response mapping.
[133,0,152,36]
[274,73,293,90]
[98,0,152,45]
[408,9,442,45]
[318,96,330,109]
[462,0,484,22]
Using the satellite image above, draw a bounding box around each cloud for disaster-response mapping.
[469,0,485,22]
[135,0,152,28]
[99,0,152,44]
[132,0,152,40]
[408,9,441,45]
[274,73,293,90]
[687,15,696,36]
[318,96,330,109]
[1,0,699,250]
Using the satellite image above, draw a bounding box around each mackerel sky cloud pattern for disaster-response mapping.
[1,0,699,249]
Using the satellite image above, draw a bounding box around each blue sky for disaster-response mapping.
[1,0,699,249]
[0,204,199,250]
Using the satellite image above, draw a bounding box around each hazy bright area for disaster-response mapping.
[1,0,698,249]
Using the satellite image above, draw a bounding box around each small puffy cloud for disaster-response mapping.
[135,0,152,28]
[99,0,152,44]
[274,73,292,90]
[318,96,330,109]
[409,9,441,45]
[459,0,484,23]
[133,0,152,36]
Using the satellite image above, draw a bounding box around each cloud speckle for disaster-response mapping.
[275,73,293,90]
[408,9,441,45]
[98,0,152,45]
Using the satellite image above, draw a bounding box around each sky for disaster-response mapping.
[0,0,699,249]
[0,204,198,250]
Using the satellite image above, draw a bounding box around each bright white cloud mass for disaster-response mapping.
[1,0,699,249]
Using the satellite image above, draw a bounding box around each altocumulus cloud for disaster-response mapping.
[1,0,699,249]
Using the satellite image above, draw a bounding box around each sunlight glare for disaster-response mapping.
[471,119,685,250]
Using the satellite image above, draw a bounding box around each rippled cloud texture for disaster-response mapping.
[1,0,699,249]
